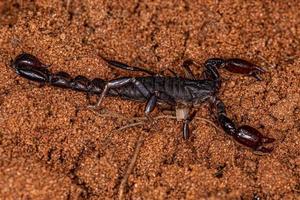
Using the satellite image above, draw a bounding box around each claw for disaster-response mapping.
[224,59,265,80]
[261,137,276,144]
[235,125,275,153]
[213,98,274,153]
[254,146,273,154]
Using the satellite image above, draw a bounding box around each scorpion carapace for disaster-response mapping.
[10,53,275,153]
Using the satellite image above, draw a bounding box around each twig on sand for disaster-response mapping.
[114,122,145,132]
[66,0,72,11]
[89,108,128,120]
[118,133,144,200]
[89,107,220,132]
[257,54,276,69]
[89,108,221,199]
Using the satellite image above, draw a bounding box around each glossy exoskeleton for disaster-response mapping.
[10,53,275,153]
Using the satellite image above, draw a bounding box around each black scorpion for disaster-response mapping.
[10,53,275,153]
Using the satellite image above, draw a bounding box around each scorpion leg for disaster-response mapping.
[182,59,196,80]
[145,93,158,114]
[93,77,151,109]
[183,121,190,140]
[176,107,195,140]
[163,69,178,77]
[212,97,275,153]
[145,91,177,115]
[102,57,156,76]
[102,56,181,78]
[144,92,160,124]
[182,110,196,140]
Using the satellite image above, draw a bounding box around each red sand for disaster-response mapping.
[0,1,299,199]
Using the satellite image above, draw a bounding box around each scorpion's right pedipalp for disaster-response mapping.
[212,97,274,153]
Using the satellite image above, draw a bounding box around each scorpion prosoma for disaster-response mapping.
[10,53,275,153]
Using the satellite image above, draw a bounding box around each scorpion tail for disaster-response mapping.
[11,53,106,94]
[11,53,52,84]
[214,98,275,153]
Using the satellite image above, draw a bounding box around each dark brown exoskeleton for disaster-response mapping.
[10,53,275,153]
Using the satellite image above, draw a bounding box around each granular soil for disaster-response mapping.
[0,1,299,199]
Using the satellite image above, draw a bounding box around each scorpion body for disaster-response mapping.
[106,76,217,105]
[10,53,275,153]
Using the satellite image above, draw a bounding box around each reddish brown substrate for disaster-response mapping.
[0,1,299,199]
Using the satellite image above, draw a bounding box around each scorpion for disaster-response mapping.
[10,53,275,153]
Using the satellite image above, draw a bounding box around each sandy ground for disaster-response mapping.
[0,0,299,199]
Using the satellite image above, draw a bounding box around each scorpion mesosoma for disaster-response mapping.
[10,53,275,153]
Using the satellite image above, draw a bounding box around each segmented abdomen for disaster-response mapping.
[108,76,214,105]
